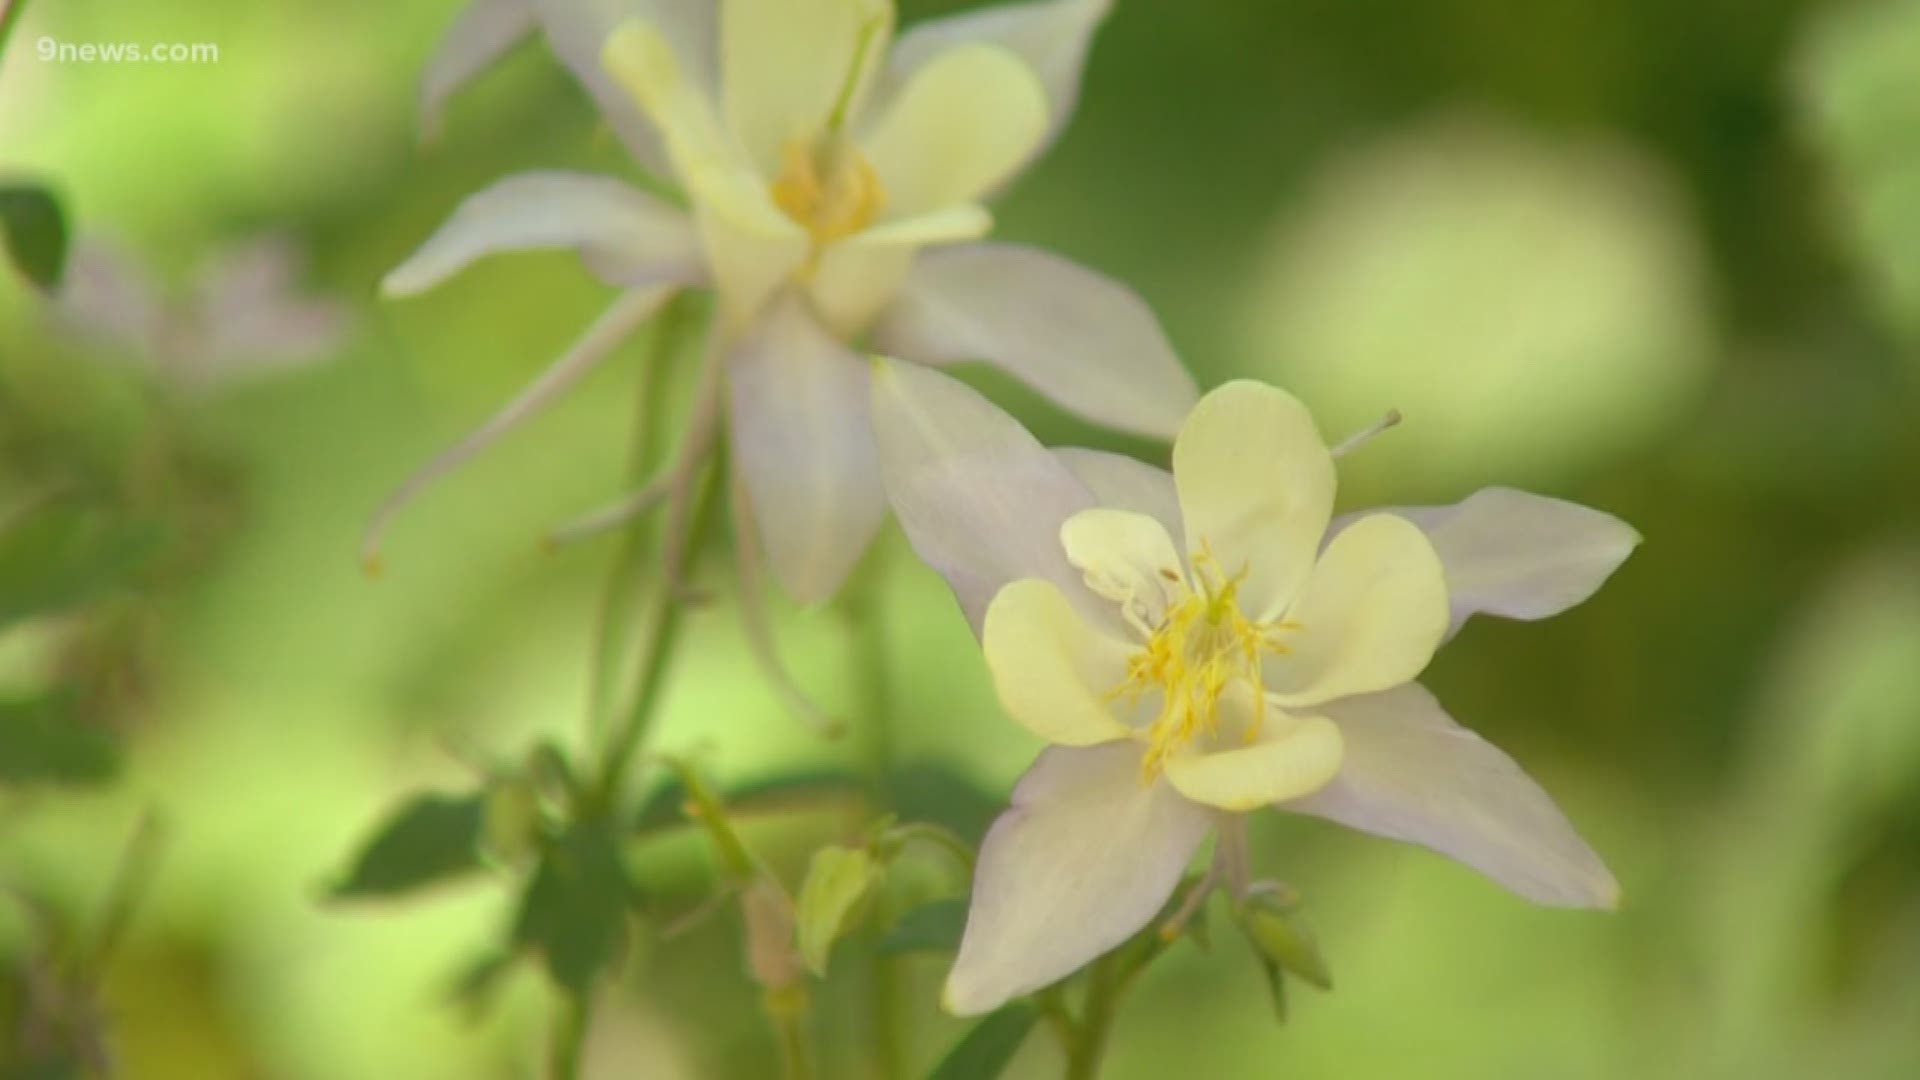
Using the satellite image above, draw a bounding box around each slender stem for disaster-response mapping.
[770,990,816,1080]
[0,1,29,62]
[586,301,687,737]
[1065,953,1122,1080]
[592,443,727,809]
[549,995,590,1080]
[844,552,908,1080]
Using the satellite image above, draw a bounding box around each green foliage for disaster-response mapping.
[925,1001,1039,1080]
[879,898,968,955]
[795,844,880,977]
[0,182,68,292]
[0,507,168,630]
[511,821,637,997]
[0,693,121,787]
[328,792,487,901]
[631,767,864,836]
[1231,887,1331,1024]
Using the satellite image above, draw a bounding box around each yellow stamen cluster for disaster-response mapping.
[770,138,885,246]
[1106,553,1298,781]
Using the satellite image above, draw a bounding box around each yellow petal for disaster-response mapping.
[1059,508,1186,630]
[983,579,1135,747]
[603,22,804,242]
[1264,514,1449,707]
[722,0,893,170]
[1164,711,1344,811]
[859,43,1048,218]
[1172,381,1335,620]
[808,206,993,336]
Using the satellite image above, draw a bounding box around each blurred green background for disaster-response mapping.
[4,0,1920,1076]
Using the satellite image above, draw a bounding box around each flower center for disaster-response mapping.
[770,137,885,245]
[1106,553,1298,780]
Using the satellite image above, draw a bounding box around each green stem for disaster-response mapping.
[549,995,590,1080]
[1065,953,1122,1080]
[586,302,686,738]
[591,443,727,810]
[845,553,908,1080]
[770,990,816,1080]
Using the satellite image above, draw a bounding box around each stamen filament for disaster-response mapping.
[359,284,676,574]
[1331,408,1403,458]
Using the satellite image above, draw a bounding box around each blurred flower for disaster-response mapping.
[381,0,1197,603]
[51,233,349,395]
[1240,117,1714,492]
[868,364,1636,1015]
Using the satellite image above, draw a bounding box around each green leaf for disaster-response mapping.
[1254,955,1290,1024]
[1233,890,1332,990]
[632,767,863,835]
[0,182,68,291]
[795,845,880,977]
[879,898,968,955]
[512,822,635,996]
[0,694,120,787]
[0,507,168,630]
[926,1001,1039,1080]
[329,792,486,900]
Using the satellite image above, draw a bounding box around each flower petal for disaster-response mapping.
[1287,683,1619,908]
[381,171,704,296]
[944,743,1210,1016]
[868,359,1104,635]
[1059,508,1185,630]
[1263,514,1448,707]
[532,0,716,176]
[885,0,1112,160]
[982,579,1135,747]
[1172,381,1335,619]
[721,0,892,170]
[1165,711,1344,812]
[728,294,887,604]
[859,45,1047,218]
[418,0,534,141]
[1053,449,1181,541]
[870,244,1198,439]
[806,206,996,336]
[1334,487,1640,637]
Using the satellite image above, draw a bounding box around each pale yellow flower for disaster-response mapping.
[378,0,1198,605]
[869,363,1637,1015]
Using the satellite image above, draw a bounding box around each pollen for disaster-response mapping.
[770,138,885,246]
[1106,551,1299,781]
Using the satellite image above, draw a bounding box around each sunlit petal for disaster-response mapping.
[418,0,534,142]
[1287,683,1619,908]
[983,579,1135,747]
[884,0,1112,164]
[859,44,1047,217]
[1333,487,1640,637]
[944,743,1209,1016]
[1059,509,1186,630]
[381,171,704,296]
[1053,449,1181,542]
[1263,514,1447,708]
[870,244,1197,439]
[1164,710,1344,812]
[727,295,887,604]
[1172,381,1335,619]
[721,0,893,170]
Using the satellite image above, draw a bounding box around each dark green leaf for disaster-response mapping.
[329,792,486,900]
[0,183,68,291]
[0,507,168,630]
[512,822,635,996]
[1255,955,1289,1024]
[879,898,968,955]
[890,761,1001,841]
[0,694,120,787]
[632,767,863,835]
[926,1001,1039,1080]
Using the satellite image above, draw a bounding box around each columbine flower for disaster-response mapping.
[868,362,1638,1016]
[376,0,1195,605]
[52,234,348,394]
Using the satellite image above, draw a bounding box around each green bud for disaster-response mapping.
[1233,889,1332,991]
[795,844,881,977]
[480,777,544,868]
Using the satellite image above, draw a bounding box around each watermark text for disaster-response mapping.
[35,37,219,64]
